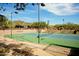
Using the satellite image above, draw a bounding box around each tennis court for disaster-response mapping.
[5,33,79,48]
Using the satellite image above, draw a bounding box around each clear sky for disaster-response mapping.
[0,3,79,25]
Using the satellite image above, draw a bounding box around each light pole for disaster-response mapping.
[62,19,64,30]
[63,19,64,24]
[37,3,40,44]
[37,3,45,44]
[11,12,12,38]
[10,12,18,38]
[47,20,49,29]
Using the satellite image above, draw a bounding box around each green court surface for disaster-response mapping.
[5,33,79,48]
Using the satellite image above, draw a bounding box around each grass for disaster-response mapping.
[5,33,79,49]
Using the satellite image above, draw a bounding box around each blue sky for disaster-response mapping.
[0,3,79,25]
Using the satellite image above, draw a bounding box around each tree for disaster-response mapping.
[14,20,31,28]
[31,22,48,29]
[0,14,8,29]
[5,20,13,29]
[14,3,45,10]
